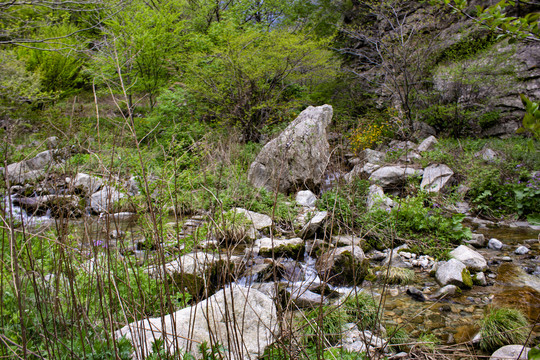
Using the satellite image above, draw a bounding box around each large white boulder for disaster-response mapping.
[435,258,472,288]
[369,166,423,189]
[248,105,333,193]
[116,286,278,360]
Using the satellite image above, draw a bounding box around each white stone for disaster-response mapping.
[299,211,327,238]
[488,238,504,250]
[233,208,273,231]
[490,345,530,360]
[116,286,277,360]
[296,190,317,207]
[515,245,529,255]
[366,184,395,210]
[435,258,470,287]
[417,135,438,152]
[420,164,454,193]
[73,173,103,195]
[90,186,125,213]
[450,245,487,272]
[360,149,386,164]
[369,166,423,188]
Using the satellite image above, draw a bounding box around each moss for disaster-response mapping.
[461,268,473,288]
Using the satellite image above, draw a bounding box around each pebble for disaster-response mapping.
[501,256,513,262]
[515,245,530,255]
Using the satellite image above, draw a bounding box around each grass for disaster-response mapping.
[479,307,529,352]
[384,267,416,285]
[343,291,379,331]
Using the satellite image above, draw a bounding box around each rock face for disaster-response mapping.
[316,246,368,286]
[369,166,423,189]
[420,164,453,193]
[116,286,278,360]
[449,245,487,272]
[248,105,333,193]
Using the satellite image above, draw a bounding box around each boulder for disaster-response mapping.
[316,246,369,286]
[420,164,454,193]
[382,252,412,269]
[431,284,458,299]
[369,166,423,189]
[366,184,394,210]
[475,148,498,162]
[283,286,325,308]
[490,345,530,360]
[116,286,277,360]
[417,135,438,152]
[473,272,487,286]
[435,259,472,288]
[412,121,436,140]
[248,105,333,193]
[146,252,244,299]
[73,173,103,195]
[332,234,364,248]
[90,186,125,214]
[449,245,487,272]
[257,238,305,259]
[296,190,317,208]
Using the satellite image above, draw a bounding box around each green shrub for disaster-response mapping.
[343,291,379,330]
[479,307,529,352]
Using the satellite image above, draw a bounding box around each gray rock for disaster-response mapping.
[90,186,125,214]
[73,173,103,195]
[233,208,272,231]
[450,245,487,272]
[417,135,438,152]
[435,258,472,288]
[146,252,243,298]
[473,272,487,286]
[412,121,436,140]
[257,238,305,259]
[466,233,486,248]
[420,164,454,193]
[316,246,369,286]
[296,190,317,207]
[344,162,381,182]
[475,148,498,162]
[299,211,327,238]
[14,194,83,217]
[369,166,423,189]
[515,246,529,255]
[116,286,277,360]
[366,184,395,210]
[332,234,363,247]
[488,238,504,250]
[431,284,458,299]
[490,345,530,360]
[25,150,55,170]
[382,252,412,269]
[360,149,386,164]
[283,286,325,308]
[248,105,333,193]
[45,136,58,149]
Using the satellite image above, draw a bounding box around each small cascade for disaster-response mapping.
[1,194,52,226]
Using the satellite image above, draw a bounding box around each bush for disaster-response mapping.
[343,291,379,330]
[479,307,529,352]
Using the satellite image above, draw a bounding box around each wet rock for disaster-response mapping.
[488,238,504,250]
[316,246,369,286]
[90,186,126,214]
[435,258,472,288]
[490,345,530,360]
[257,238,305,259]
[367,184,395,210]
[248,105,333,193]
[73,173,103,195]
[431,285,458,299]
[417,135,438,152]
[406,287,426,302]
[116,286,277,360]
[466,233,486,248]
[450,245,487,272]
[420,164,453,193]
[515,246,529,255]
[296,190,317,207]
[473,272,487,286]
[146,252,243,299]
[369,166,423,189]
